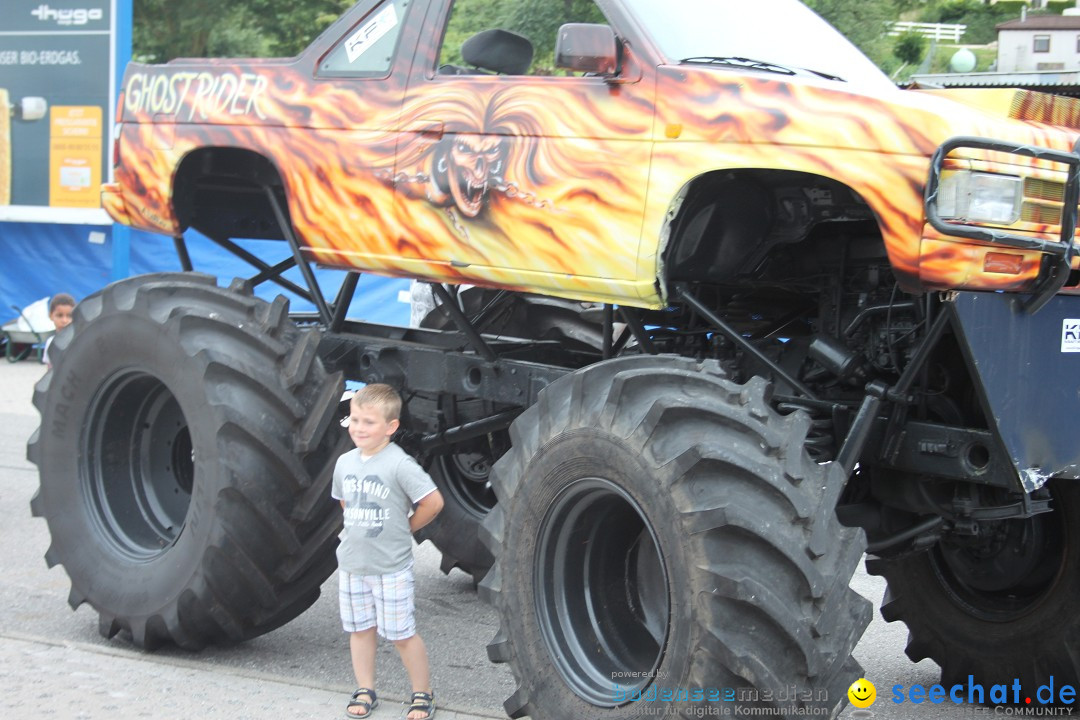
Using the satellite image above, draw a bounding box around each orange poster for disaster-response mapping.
[49,105,101,208]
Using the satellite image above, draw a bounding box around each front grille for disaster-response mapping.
[1022,201,1063,225]
[1024,176,1066,202]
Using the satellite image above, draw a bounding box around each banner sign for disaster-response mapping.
[0,1,116,221]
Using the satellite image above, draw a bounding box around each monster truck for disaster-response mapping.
[27,0,1080,717]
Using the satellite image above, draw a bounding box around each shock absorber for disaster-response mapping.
[783,333,868,462]
[776,400,836,462]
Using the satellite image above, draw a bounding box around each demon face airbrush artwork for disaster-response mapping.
[382,89,560,242]
[432,134,507,218]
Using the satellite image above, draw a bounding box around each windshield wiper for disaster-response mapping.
[803,68,846,82]
[680,56,846,82]
[680,56,797,76]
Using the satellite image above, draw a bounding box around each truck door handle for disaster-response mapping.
[407,121,444,140]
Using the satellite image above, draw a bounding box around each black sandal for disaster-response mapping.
[346,688,378,718]
[405,691,435,720]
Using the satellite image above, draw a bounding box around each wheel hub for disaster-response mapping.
[534,477,669,706]
[85,371,194,559]
[934,509,1063,621]
[434,450,496,517]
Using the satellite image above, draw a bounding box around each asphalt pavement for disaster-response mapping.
[0,358,967,720]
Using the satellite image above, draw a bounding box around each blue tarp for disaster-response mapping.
[0,222,411,328]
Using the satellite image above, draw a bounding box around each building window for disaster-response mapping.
[1076,34,1080,53]
[1034,35,1050,53]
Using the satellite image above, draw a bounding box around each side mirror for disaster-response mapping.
[555,23,618,76]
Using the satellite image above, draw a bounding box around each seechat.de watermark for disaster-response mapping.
[889,676,1076,715]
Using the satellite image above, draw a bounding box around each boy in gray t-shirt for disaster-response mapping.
[333,384,444,720]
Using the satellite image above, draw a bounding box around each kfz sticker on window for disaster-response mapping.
[346,4,398,63]
[1062,319,1080,353]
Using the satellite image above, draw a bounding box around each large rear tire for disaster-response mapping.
[868,481,1080,689]
[415,287,602,583]
[480,355,871,719]
[413,395,500,582]
[28,273,346,649]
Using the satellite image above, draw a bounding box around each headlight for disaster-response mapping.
[936,171,1022,225]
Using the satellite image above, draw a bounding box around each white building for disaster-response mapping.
[996,14,1080,72]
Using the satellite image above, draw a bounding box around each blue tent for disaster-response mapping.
[0,222,411,328]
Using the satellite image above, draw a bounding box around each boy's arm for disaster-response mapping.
[409,490,444,533]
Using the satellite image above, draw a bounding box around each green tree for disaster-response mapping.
[894,29,926,65]
[133,0,234,62]
[499,0,605,69]
[918,0,1011,45]
[805,0,901,71]
[439,0,507,67]
[440,0,604,73]
[247,0,354,57]
[133,0,350,62]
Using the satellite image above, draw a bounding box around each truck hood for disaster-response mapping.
[656,66,1080,158]
[915,87,1080,132]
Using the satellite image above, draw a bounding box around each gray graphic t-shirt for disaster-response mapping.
[332,443,437,575]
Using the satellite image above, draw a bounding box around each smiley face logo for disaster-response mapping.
[848,678,876,708]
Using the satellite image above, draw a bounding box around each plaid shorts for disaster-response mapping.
[338,565,416,640]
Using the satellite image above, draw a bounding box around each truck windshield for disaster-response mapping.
[623,0,897,91]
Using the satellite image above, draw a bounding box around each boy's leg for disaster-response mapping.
[340,569,379,717]
[394,633,431,695]
[395,634,434,720]
[350,628,378,690]
[374,566,434,718]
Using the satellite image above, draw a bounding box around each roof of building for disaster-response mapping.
[908,69,1080,97]
[911,69,1080,86]
[997,15,1080,31]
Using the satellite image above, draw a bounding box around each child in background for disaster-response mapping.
[43,293,75,368]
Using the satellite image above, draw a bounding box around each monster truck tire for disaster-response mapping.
[28,273,346,650]
[415,428,497,582]
[868,481,1080,690]
[480,355,871,719]
[414,288,602,583]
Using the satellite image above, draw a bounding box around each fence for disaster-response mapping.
[888,21,967,42]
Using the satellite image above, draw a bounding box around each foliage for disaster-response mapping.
[439,0,511,68]
[137,0,604,70]
[502,0,605,68]
[132,0,1068,77]
[440,0,605,73]
[805,0,901,73]
[918,0,1013,45]
[992,1,1031,20]
[893,30,926,66]
[133,0,238,61]
[247,0,355,57]
[1046,1,1075,14]
[133,0,351,62]
[928,45,996,74]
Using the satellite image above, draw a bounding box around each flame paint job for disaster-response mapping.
[102,0,1080,308]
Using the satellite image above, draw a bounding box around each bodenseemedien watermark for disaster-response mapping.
[611,684,833,716]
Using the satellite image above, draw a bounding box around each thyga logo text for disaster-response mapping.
[31,4,104,26]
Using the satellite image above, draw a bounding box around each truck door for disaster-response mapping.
[302,0,425,267]
[395,0,656,301]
